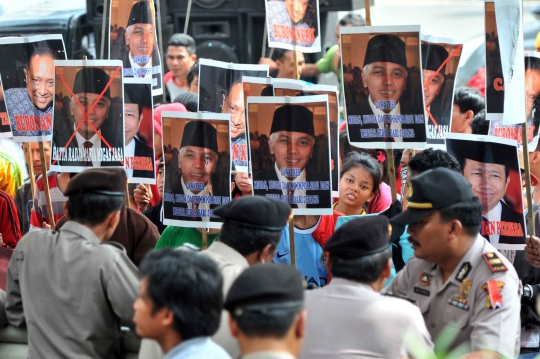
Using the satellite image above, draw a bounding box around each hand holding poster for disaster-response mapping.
[341,26,426,149]
[265,0,321,53]
[51,61,125,172]
[162,112,231,228]
[446,133,525,250]
[109,0,163,95]
[124,78,155,184]
[247,95,332,215]
[0,35,66,142]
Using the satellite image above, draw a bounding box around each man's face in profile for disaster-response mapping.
[422,69,444,108]
[362,61,407,110]
[24,54,55,110]
[179,145,217,185]
[125,103,142,146]
[285,0,308,24]
[462,158,509,214]
[222,82,245,138]
[126,24,155,61]
[525,68,540,116]
[71,93,110,138]
[270,130,314,173]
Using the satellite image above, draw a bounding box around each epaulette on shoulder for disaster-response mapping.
[383,292,418,305]
[482,252,508,273]
[100,241,127,255]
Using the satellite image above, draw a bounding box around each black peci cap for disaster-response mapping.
[64,168,126,196]
[127,1,153,27]
[392,167,474,225]
[224,263,304,314]
[447,139,518,173]
[124,83,149,109]
[325,216,390,258]
[421,44,449,74]
[364,34,407,69]
[270,105,315,137]
[214,195,291,231]
[180,120,218,154]
[73,68,111,98]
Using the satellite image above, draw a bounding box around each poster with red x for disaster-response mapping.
[50,60,125,172]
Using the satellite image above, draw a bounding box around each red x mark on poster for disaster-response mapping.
[51,66,124,166]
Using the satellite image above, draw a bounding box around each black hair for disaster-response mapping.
[232,306,302,338]
[26,45,56,69]
[67,193,124,226]
[139,248,223,339]
[167,33,196,55]
[329,248,391,283]
[526,56,540,71]
[439,196,482,237]
[340,152,382,195]
[272,48,290,62]
[408,148,460,174]
[187,60,199,88]
[453,87,485,116]
[339,13,366,27]
[471,109,489,135]
[219,221,282,256]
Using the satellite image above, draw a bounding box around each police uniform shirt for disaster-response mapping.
[5,221,141,358]
[243,351,296,359]
[384,234,521,357]
[299,278,433,359]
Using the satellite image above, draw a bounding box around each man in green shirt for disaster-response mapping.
[155,226,220,250]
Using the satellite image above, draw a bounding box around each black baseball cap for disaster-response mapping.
[392,167,474,225]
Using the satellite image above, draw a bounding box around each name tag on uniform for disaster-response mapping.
[414,287,430,296]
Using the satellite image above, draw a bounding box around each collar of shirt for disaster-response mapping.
[368,96,403,142]
[60,221,101,244]
[242,351,296,359]
[485,201,502,244]
[181,176,211,221]
[274,162,307,208]
[163,337,217,359]
[206,241,249,268]
[74,124,101,149]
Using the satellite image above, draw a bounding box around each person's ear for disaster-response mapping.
[365,190,377,203]
[259,244,275,263]
[381,258,392,279]
[191,54,197,62]
[108,210,121,230]
[464,109,475,123]
[231,182,235,192]
[228,315,240,338]
[449,219,463,240]
[23,68,28,79]
[531,151,540,165]
[361,72,368,88]
[296,309,307,339]
[161,307,175,328]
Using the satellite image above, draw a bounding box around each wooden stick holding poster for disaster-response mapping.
[386,150,397,202]
[23,143,36,200]
[39,142,55,227]
[364,0,371,26]
[522,123,535,239]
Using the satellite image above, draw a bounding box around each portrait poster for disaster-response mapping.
[50,60,125,173]
[421,35,462,147]
[161,112,231,229]
[273,79,339,197]
[340,25,426,149]
[109,0,163,96]
[0,35,66,142]
[247,95,332,215]
[265,0,321,53]
[198,59,268,172]
[0,78,11,138]
[124,78,155,184]
[446,133,525,250]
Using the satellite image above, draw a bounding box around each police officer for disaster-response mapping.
[225,263,306,359]
[299,215,433,359]
[5,168,141,358]
[385,167,521,358]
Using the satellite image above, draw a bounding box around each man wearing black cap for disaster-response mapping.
[122,0,162,89]
[163,120,228,222]
[124,82,154,179]
[299,216,433,358]
[225,263,306,359]
[347,34,426,143]
[253,104,331,209]
[385,167,520,358]
[5,168,141,358]
[52,67,123,168]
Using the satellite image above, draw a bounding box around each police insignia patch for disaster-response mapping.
[419,272,432,286]
[455,262,472,282]
[481,280,505,309]
[482,252,508,272]
[449,278,472,311]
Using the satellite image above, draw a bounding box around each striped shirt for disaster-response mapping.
[30,172,67,230]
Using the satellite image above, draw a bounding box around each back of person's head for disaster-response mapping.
[329,248,391,283]
[453,87,485,116]
[408,148,460,175]
[339,13,365,27]
[139,248,223,340]
[439,197,483,237]
[173,92,198,112]
[272,48,289,62]
[167,33,196,55]
[471,109,489,135]
[341,151,382,195]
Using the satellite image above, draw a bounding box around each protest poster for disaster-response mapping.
[265,0,321,53]
[446,133,525,250]
[247,95,332,215]
[109,0,163,96]
[273,79,339,197]
[124,78,155,184]
[421,35,462,147]
[50,60,125,172]
[162,112,231,229]
[0,79,11,138]
[198,59,268,172]
[340,25,426,149]
[242,76,274,99]
[0,35,66,142]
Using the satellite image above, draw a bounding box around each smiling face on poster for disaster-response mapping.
[341,26,426,149]
[161,112,231,228]
[446,133,525,250]
[248,95,332,215]
[0,35,66,142]
[50,60,125,173]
